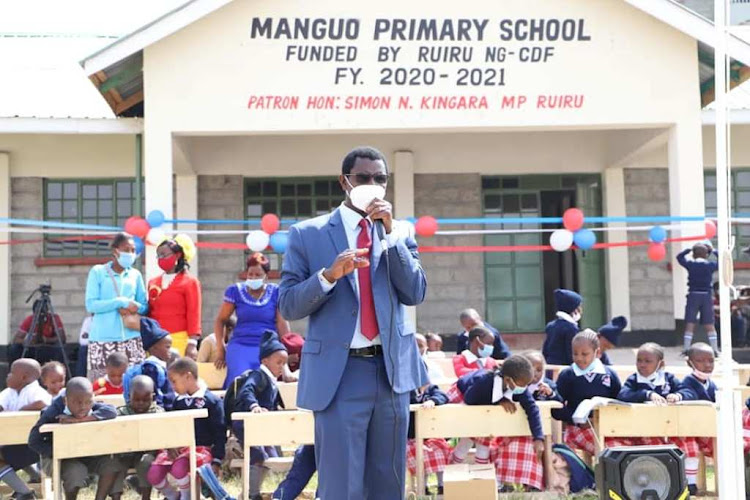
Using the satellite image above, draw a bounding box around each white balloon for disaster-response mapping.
[550,229,574,252]
[246,230,270,252]
[146,228,166,246]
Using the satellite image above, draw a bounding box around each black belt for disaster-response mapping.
[349,345,383,357]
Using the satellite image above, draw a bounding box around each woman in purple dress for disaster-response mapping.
[213,252,290,386]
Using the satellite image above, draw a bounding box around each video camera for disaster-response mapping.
[26,283,52,304]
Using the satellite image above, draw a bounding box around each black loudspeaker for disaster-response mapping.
[596,445,688,500]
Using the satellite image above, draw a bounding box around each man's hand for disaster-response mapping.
[533,439,545,462]
[498,399,516,414]
[185,343,198,361]
[322,249,370,283]
[366,199,393,234]
[650,392,667,406]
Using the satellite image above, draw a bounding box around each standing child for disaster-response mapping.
[674,342,717,495]
[28,377,123,500]
[677,243,719,352]
[93,352,128,395]
[148,358,225,500]
[447,355,546,491]
[123,318,175,409]
[543,289,583,366]
[41,361,66,399]
[522,351,561,402]
[407,382,451,496]
[597,316,627,365]
[552,330,622,456]
[453,327,499,377]
[0,359,52,500]
[232,331,287,500]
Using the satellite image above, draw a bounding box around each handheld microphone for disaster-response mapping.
[374,219,389,254]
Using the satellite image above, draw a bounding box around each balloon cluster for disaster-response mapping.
[549,209,596,252]
[645,220,717,262]
[245,214,288,252]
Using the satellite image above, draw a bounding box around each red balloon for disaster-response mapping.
[705,220,717,239]
[124,216,150,239]
[648,242,667,262]
[261,214,280,234]
[562,208,585,231]
[415,216,438,237]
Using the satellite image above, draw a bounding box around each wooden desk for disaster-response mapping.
[432,358,457,379]
[40,409,207,500]
[413,401,561,493]
[277,382,298,410]
[232,410,314,497]
[0,411,40,446]
[197,363,227,390]
[94,394,125,408]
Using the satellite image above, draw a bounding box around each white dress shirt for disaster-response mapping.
[0,380,52,411]
[318,203,406,348]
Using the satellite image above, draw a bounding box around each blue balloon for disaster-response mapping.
[270,232,289,253]
[649,225,667,243]
[146,210,165,228]
[573,229,596,250]
[133,236,145,255]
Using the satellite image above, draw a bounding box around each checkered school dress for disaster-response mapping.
[406,438,453,475]
[490,437,544,491]
[743,408,750,454]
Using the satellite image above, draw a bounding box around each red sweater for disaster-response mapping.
[148,272,202,337]
[93,377,123,395]
[452,351,499,377]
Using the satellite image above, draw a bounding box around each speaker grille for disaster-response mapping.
[622,455,671,500]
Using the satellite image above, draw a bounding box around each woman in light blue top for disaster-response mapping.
[84,232,148,380]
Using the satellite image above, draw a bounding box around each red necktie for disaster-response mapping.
[357,219,379,340]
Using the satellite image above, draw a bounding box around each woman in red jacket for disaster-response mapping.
[453,326,499,377]
[148,234,202,358]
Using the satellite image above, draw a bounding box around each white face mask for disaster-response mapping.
[246,278,265,291]
[346,179,386,212]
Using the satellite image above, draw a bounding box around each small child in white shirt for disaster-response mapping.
[41,361,66,399]
[0,359,52,499]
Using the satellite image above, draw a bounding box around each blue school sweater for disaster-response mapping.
[677,374,717,402]
[28,396,117,458]
[171,389,226,463]
[456,322,512,360]
[457,369,544,441]
[408,384,449,439]
[677,249,718,293]
[542,318,579,366]
[532,377,563,403]
[553,366,622,423]
[124,357,175,410]
[232,368,283,444]
[617,372,682,403]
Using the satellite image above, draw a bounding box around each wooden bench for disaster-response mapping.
[412,401,562,494]
[231,410,314,497]
[591,403,718,493]
[197,363,227,390]
[40,409,207,500]
[0,411,41,446]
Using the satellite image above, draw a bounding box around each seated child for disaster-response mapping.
[416,333,446,382]
[543,289,582,366]
[93,352,128,395]
[407,383,451,496]
[197,316,234,365]
[0,359,52,499]
[280,332,304,382]
[111,375,163,500]
[674,342,717,494]
[425,332,445,357]
[447,355,545,491]
[597,316,628,366]
[453,327,499,377]
[552,330,622,456]
[232,331,287,500]
[123,318,175,409]
[28,377,123,500]
[522,350,561,402]
[41,361,66,399]
[677,243,719,352]
[148,358,225,500]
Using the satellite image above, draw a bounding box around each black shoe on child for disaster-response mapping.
[688,484,698,496]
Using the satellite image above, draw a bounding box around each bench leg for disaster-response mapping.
[52,459,61,500]
[243,445,250,500]
[415,437,426,494]
[543,436,553,490]
[697,453,707,493]
[189,443,197,500]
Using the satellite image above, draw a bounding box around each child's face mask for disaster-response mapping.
[477,343,494,359]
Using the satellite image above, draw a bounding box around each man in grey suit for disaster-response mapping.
[279,146,428,499]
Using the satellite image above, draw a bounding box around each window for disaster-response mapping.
[44,179,142,257]
[244,177,344,267]
[704,170,750,261]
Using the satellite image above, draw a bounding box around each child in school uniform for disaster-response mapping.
[92,352,128,395]
[416,333,446,382]
[0,359,52,499]
[522,350,561,402]
[407,381,451,496]
[543,289,582,366]
[677,243,719,352]
[597,316,627,366]
[447,355,546,491]
[41,361,66,399]
[123,318,175,409]
[28,377,123,500]
[673,342,717,494]
[453,326,499,377]
[552,330,622,456]
[232,331,288,500]
[197,316,234,364]
[111,375,163,500]
[147,358,225,500]
[426,332,445,356]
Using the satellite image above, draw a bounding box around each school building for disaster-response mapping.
[3,0,750,359]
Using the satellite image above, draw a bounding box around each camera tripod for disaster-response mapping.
[21,284,70,377]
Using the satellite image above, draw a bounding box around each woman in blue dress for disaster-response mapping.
[213,252,290,387]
